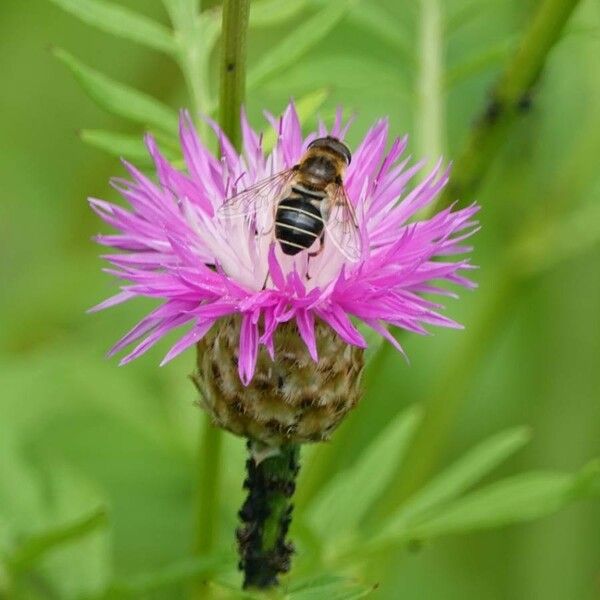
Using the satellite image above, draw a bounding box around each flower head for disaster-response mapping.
[91,103,479,387]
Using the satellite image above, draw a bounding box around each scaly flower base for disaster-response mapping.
[193,316,364,446]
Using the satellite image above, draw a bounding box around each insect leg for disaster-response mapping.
[261,271,270,290]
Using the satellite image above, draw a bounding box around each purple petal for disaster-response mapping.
[268,245,285,290]
[88,291,136,313]
[296,309,318,361]
[119,314,190,364]
[363,319,407,360]
[238,313,259,386]
[160,319,215,365]
[316,306,367,348]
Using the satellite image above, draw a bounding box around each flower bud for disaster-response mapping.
[193,316,364,445]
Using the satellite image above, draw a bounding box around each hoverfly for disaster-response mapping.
[218,136,361,262]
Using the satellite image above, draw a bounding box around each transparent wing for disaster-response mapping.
[218,169,296,218]
[323,183,362,263]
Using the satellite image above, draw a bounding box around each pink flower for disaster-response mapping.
[90,102,479,385]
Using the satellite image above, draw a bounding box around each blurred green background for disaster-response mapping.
[1,0,599,598]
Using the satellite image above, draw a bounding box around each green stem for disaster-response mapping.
[416,0,445,171]
[218,0,250,149]
[440,0,582,207]
[193,422,223,557]
[191,417,222,600]
[238,442,301,589]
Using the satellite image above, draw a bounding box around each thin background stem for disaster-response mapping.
[218,0,250,148]
[194,424,222,558]
[440,0,582,207]
[417,0,445,172]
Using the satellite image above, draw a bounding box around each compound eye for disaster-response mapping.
[308,136,351,165]
[342,145,352,165]
[335,140,351,165]
[307,137,324,150]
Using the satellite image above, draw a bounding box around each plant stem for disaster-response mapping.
[440,0,582,207]
[416,0,445,172]
[193,423,223,557]
[218,0,250,149]
[238,442,301,589]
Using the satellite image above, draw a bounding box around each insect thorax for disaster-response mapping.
[297,153,342,190]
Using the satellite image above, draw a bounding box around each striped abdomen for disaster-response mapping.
[275,188,325,256]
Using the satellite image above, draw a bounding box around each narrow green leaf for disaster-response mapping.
[262,88,330,151]
[445,0,505,36]
[260,54,410,122]
[206,580,261,599]
[405,461,600,539]
[169,6,219,122]
[378,426,531,539]
[347,1,413,63]
[48,0,176,55]
[292,87,330,119]
[161,0,198,28]
[291,580,376,600]
[7,506,108,574]
[289,574,347,593]
[511,193,600,277]
[80,129,179,165]
[445,37,516,89]
[248,0,354,90]
[151,128,182,154]
[37,463,111,597]
[53,48,178,133]
[92,555,228,599]
[249,0,311,28]
[0,429,47,540]
[80,129,152,164]
[306,406,422,541]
